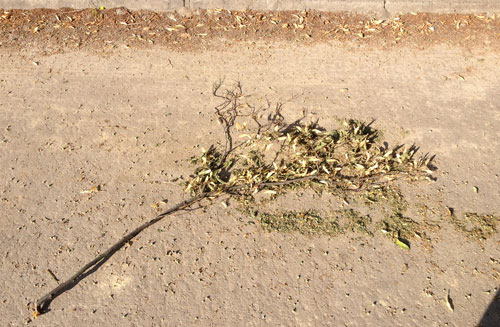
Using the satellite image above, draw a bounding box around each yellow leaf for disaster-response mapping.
[396,239,410,250]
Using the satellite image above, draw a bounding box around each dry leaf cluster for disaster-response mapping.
[185,118,434,200]
[1,9,499,53]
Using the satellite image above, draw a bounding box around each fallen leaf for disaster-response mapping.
[396,238,410,250]
[80,185,101,194]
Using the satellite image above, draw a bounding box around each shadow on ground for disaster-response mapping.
[479,289,500,327]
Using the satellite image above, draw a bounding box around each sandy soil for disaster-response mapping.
[1,8,500,327]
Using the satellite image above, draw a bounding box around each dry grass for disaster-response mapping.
[449,212,499,241]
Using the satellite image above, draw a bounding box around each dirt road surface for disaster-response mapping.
[1,8,499,326]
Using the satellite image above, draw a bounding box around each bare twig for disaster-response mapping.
[213,80,242,163]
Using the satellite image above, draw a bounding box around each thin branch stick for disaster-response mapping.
[35,192,209,315]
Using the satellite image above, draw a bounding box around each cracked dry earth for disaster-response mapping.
[1,8,500,327]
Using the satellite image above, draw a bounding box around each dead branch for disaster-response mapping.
[34,82,433,317]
